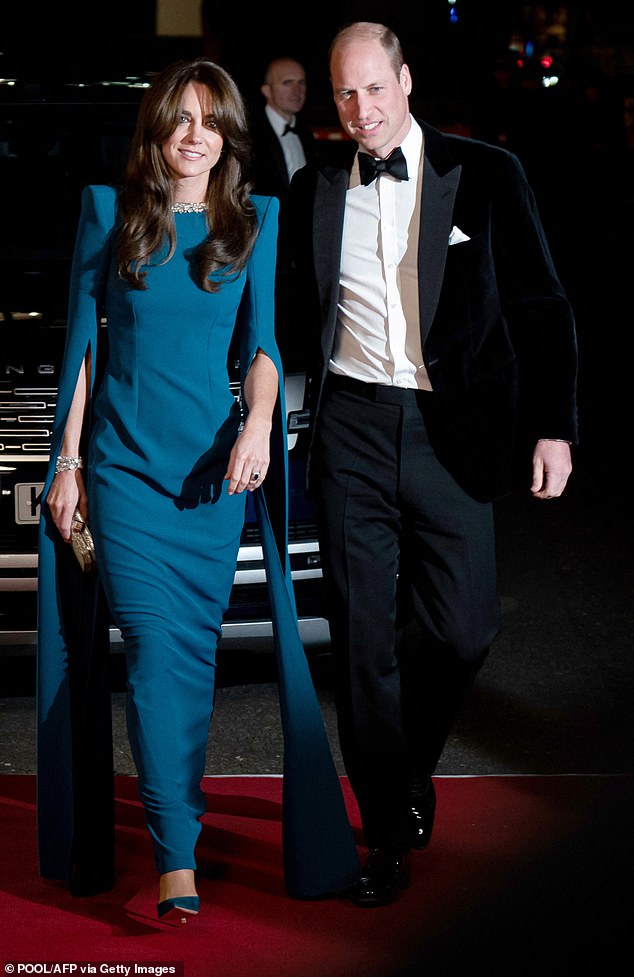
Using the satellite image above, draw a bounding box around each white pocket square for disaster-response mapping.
[448,225,471,246]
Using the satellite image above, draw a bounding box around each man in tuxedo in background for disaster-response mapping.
[250,56,316,358]
[250,56,315,197]
[288,21,578,907]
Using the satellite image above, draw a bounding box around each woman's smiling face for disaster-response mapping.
[161,82,224,194]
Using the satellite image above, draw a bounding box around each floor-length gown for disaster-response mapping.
[36,184,360,898]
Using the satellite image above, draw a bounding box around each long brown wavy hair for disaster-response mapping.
[116,58,257,292]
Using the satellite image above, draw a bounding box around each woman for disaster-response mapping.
[36,58,340,921]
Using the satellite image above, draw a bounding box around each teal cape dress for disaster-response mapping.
[36,185,359,898]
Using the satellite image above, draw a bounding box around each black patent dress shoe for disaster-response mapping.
[410,777,436,850]
[347,848,410,907]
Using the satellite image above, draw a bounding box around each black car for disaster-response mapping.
[0,77,328,650]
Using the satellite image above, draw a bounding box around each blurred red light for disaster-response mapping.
[541,55,553,68]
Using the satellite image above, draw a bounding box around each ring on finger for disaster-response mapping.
[250,472,261,482]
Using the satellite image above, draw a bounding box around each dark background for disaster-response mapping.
[3,1,634,127]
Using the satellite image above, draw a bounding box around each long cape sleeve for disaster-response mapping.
[37,185,116,893]
[242,197,360,896]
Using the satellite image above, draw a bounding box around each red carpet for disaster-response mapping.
[1,774,631,976]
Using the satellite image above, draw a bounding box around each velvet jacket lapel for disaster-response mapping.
[417,123,462,344]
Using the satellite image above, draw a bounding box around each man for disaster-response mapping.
[249,56,316,359]
[288,22,577,907]
[250,56,315,199]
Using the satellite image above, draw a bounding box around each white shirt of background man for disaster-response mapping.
[265,104,307,182]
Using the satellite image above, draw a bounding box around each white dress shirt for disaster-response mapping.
[329,117,432,390]
[265,104,307,182]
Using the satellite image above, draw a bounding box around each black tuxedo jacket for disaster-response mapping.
[249,108,317,201]
[288,120,578,502]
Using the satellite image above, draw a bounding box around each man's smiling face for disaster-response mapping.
[330,37,412,160]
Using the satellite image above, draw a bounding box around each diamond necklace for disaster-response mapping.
[171,201,206,213]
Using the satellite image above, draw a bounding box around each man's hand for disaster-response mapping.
[530,439,573,500]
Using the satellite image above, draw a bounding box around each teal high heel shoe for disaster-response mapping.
[157,895,200,922]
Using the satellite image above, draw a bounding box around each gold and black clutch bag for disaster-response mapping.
[71,508,97,572]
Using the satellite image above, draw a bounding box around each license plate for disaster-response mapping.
[15,482,44,524]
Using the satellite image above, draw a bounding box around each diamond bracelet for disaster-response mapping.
[55,455,83,473]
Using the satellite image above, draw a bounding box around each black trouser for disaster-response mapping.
[314,375,500,850]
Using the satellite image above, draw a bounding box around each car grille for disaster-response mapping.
[240,521,319,546]
[0,381,57,460]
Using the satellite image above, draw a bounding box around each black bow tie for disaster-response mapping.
[283,123,298,136]
[358,147,409,185]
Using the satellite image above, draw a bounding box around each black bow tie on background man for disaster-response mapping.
[358,146,409,185]
[283,123,298,136]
